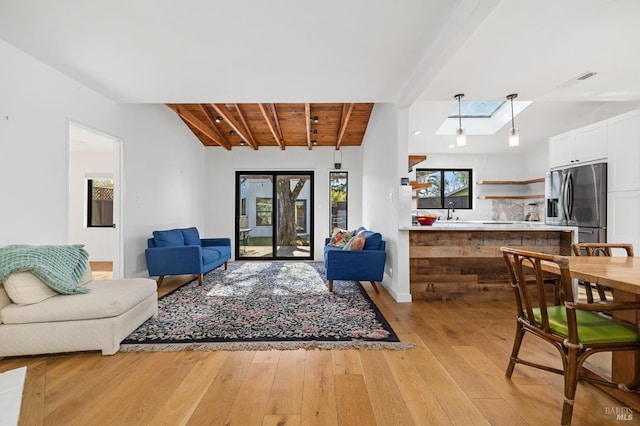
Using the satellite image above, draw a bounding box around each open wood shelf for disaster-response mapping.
[410,181,432,189]
[477,177,544,185]
[478,194,544,200]
[408,155,427,172]
[478,177,544,200]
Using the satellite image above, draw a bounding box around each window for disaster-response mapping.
[295,200,307,233]
[448,100,504,118]
[236,171,314,260]
[330,172,348,230]
[416,169,472,209]
[87,178,114,227]
[256,197,272,226]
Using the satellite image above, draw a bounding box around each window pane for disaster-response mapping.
[295,200,307,233]
[444,170,470,208]
[87,178,113,227]
[330,172,348,230]
[256,197,272,226]
[416,170,442,209]
[275,174,311,257]
[448,100,504,118]
[416,169,472,210]
[238,174,274,258]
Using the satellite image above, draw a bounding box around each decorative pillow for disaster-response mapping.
[331,227,346,237]
[153,229,184,247]
[78,264,94,286]
[328,229,356,248]
[3,272,58,305]
[344,231,366,250]
[328,228,345,246]
[180,227,201,246]
[0,284,11,323]
[362,231,383,250]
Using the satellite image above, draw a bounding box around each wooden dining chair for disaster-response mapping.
[501,246,640,426]
[571,243,635,303]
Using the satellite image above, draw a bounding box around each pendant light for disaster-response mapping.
[507,93,519,147]
[333,149,342,170]
[454,93,466,146]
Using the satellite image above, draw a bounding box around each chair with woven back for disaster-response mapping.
[571,243,635,303]
[500,246,640,425]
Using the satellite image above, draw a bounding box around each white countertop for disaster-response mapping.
[400,220,578,232]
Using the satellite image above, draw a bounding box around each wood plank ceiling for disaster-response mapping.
[166,103,374,150]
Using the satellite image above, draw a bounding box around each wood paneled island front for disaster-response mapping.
[402,222,577,301]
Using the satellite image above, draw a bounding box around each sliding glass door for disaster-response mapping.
[236,171,313,260]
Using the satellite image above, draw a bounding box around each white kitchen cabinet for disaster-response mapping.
[607,190,640,250]
[548,131,575,169]
[608,109,640,192]
[549,120,607,169]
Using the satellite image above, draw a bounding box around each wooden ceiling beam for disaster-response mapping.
[198,104,231,150]
[305,103,312,150]
[336,103,355,149]
[269,104,285,148]
[258,103,285,150]
[233,104,259,150]
[166,104,230,150]
[169,103,373,149]
[210,103,258,149]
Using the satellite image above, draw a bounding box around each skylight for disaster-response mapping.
[435,100,532,136]
[448,101,504,118]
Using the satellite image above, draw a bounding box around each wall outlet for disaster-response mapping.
[388,267,393,277]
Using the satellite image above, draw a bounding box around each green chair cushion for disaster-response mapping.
[527,306,638,344]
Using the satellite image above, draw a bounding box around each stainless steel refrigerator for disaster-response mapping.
[544,162,607,243]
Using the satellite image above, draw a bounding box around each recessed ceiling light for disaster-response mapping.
[413,130,421,135]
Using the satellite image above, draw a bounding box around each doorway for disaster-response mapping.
[236,171,314,260]
[67,122,123,278]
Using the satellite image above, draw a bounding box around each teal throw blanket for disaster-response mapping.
[0,245,90,295]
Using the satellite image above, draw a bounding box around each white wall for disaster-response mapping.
[0,39,205,278]
[204,146,363,260]
[408,151,548,220]
[365,102,552,302]
[68,151,114,260]
[361,103,412,302]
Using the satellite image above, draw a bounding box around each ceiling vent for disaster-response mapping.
[576,71,597,81]
[557,71,598,88]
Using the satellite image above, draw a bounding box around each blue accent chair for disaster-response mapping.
[323,227,386,292]
[145,227,231,287]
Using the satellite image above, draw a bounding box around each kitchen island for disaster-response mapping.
[400,221,578,301]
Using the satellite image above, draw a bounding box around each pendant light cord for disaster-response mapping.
[507,93,518,128]
[510,96,515,128]
[454,93,464,128]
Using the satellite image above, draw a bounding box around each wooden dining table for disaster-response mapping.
[541,256,640,408]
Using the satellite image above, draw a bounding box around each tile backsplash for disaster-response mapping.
[492,199,544,222]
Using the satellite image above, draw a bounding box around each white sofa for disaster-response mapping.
[0,278,157,357]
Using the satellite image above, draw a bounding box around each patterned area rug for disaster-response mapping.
[120,262,411,351]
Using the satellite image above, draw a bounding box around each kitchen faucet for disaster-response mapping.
[446,201,455,220]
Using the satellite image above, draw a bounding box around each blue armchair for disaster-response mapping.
[324,227,386,292]
[145,227,231,287]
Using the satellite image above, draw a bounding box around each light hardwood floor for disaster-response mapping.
[1,271,636,425]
